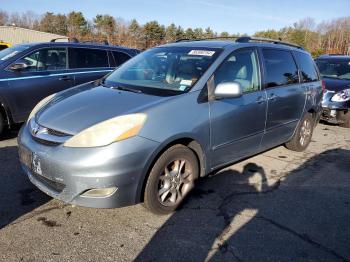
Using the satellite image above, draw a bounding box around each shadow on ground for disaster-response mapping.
[0,144,50,228]
[136,149,350,261]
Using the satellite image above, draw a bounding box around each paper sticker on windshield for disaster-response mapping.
[188,50,215,56]
[180,79,193,86]
[0,51,20,61]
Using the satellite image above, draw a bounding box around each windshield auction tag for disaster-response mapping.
[188,50,215,56]
[180,79,193,86]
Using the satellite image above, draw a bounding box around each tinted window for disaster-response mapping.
[214,48,260,93]
[0,45,7,51]
[316,59,350,80]
[69,48,109,69]
[295,52,319,82]
[112,51,131,66]
[16,48,67,71]
[263,49,299,88]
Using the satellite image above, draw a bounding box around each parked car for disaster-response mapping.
[315,54,350,128]
[0,41,139,136]
[0,41,11,51]
[18,37,322,214]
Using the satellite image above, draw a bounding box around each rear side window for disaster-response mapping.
[294,52,319,82]
[69,48,109,69]
[112,51,131,67]
[262,49,299,88]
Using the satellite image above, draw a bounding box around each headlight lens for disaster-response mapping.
[331,89,350,102]
[28,94,56,120]
[64,113,147,148]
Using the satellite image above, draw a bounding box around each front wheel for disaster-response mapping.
[143,145,199,215]
[285,113,314,152]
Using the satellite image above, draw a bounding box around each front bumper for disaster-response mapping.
[18,124,160,208]
[321,91,350,124]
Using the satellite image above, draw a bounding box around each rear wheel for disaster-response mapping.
[285,113,314,152]
[144,145,199,215]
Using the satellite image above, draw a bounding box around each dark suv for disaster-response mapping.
[315,54,350,128]
[0,41,139,136]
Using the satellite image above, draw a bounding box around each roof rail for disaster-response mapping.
[50,37,77,43]
[236,36,304,49]
[81,40,110,45]
[175,36,241,42]
[175,36,303,49]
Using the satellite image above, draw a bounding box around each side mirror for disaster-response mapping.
[9,62,28,71]
[214,82,243,99]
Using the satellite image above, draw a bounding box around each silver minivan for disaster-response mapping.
[18,37,323,214]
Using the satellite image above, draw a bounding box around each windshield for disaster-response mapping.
[0,45,30,62]
[104,47,221,93]
[316,59,350,80]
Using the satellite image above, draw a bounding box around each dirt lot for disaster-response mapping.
[0,123,349,262]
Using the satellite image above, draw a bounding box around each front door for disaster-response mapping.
[210,48,267,169]
[7,47,74,122]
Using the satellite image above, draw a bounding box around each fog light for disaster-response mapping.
[81,187,118,198]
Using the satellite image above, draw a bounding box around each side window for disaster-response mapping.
[294,52,319,82]
[17,48,67,71]
[112,51,131,66]
[214,48,260,93]
[69,48,109,69]
[262,49,299,88]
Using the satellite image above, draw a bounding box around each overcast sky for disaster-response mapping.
[1,0,349,34]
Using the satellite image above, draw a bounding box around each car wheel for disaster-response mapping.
[285,113,314,152]
[0,113,4,138]
[144,144,199,215]
[339,111,350,128]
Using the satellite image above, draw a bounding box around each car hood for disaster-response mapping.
[36,83,171,134]
[323,77,350,92]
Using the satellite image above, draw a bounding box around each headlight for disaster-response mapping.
[331,89,350,102]
[64,113,147,148]
[28,94,56,120]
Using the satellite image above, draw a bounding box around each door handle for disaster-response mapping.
[255,96,266,104]
[58,76,73,81]
[267,94,278,101]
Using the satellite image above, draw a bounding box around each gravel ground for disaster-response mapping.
[0,123,349,262]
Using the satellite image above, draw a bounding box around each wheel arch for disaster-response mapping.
[136,136,207,203]
[0,100,12,127]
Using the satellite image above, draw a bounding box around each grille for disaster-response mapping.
[33,136,61,146]
[32,172,65,193]
[47,128,70,137]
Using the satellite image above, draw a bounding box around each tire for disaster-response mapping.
[0,113,4,138]
[339,111,350,128]
[285,113,314,152]
[144,144,199,215]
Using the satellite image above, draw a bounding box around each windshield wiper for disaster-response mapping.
[112,85,143,93]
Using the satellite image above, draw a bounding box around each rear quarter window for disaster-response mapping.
[69,48,109,69]
[262,49,299,88]
[294,52,319,82]
[112,51,131,66]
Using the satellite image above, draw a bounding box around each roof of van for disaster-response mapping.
[161,39,306,52]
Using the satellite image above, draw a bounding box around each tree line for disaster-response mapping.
[0,10,349,56]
